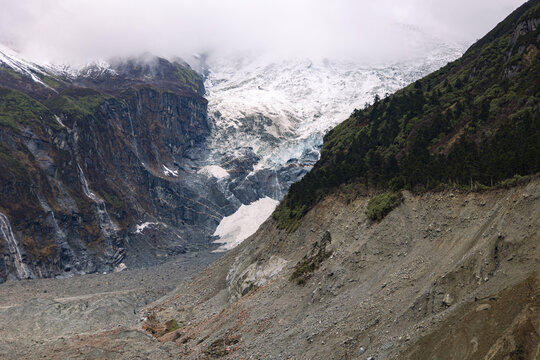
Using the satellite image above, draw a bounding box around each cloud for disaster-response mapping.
[0,0,527,64]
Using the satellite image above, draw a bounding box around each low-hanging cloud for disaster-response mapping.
[0,0,527,64]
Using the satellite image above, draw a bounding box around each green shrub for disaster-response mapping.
[0,88,49,130]
[366,191,401,221]
[273,203,305,232]
[290,231,332,285]
[44,88,110,120]
[101,190,124,209]
[165,319,180,333]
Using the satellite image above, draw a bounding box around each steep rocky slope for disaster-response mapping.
[0,53,222,281]
[148,179,539,359]
[0,38,464,280]
[1,179,536,359]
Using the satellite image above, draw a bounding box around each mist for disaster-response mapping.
[0,0,527,64]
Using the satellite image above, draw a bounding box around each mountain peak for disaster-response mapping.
[0,45,205,99]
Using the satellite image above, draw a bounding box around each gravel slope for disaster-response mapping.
[147,179,539,360]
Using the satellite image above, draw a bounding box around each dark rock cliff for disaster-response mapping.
[0,55,228,281]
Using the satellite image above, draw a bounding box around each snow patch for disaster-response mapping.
[135,222,159,234]
[0,43,56,90]
[198,165,229,179]
[162,165,178,177]
[213,197,279,252]
[54,115,66,128]
[114,263,127,272]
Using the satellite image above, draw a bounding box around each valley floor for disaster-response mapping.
[0,250,222,359]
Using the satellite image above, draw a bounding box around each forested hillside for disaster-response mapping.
[276,0,540,229]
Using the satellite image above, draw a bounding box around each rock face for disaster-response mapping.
[0,53,224,281]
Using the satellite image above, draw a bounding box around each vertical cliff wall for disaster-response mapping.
[0,56,230,281]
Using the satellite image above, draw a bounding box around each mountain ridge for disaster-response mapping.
[0,35,465,280]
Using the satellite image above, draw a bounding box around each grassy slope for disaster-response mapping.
[275,0,540,230]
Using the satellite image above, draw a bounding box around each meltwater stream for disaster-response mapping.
[0,212,32,279]
[77,163,119,239]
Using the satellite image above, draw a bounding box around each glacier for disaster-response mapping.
[202,43,463,249]
[212,197,280,252]
[203,49,464,171]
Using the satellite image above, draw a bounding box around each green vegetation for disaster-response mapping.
[41,75,63,90]
[175,66,202,94]
[165,319,180,333]
[101,190,124,209]
[276,2,540,229]
[273,203,306,231]
[0,87,49,130]
[44,88,110,120]
[0,67,22,80]
[367,191,401,221]
[290,231,332,285]
[0,144,28,178]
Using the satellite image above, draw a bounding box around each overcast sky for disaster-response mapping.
[0,0,527,64]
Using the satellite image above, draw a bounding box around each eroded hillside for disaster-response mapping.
[143,178,539,359]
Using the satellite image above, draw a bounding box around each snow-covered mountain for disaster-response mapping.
[0,36,465,278]
[0,43,52,83]
[200,42,464,250]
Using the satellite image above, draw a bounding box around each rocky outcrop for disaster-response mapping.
[504,15,539,77]
[227,255,288,300]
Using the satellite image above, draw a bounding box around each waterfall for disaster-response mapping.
[37,194,67,241]
[126,103,135,136]
[0,211,32,279]
[273,169,282,200]
[77,163,119,237]
[124,101,141,159]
